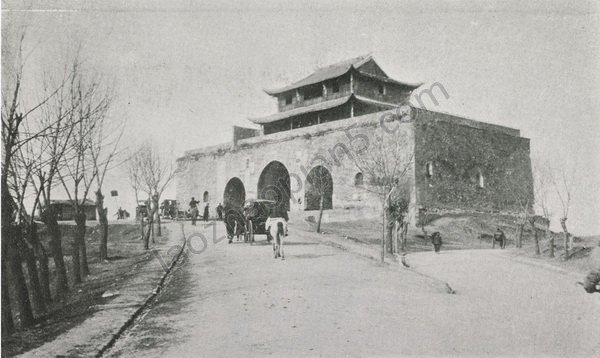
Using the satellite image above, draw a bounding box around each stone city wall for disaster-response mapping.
[176,110,416,223]
[413,107,534,215]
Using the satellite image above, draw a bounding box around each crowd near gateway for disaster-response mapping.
[176,55,534,227]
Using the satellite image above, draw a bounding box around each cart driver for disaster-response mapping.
[265,202,289,237]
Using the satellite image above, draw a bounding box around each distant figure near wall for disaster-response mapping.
[203,203,210,221]
[431,232,442,253]
[216,203,223,220]
[190,197,199,225]
[493,228,506,249]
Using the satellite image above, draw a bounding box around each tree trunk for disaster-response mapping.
[71,230,81,285]
[1,236,15,336]
[7,225,35,328]
[151,220,155,243]
[96,190,109,261]
[155,194,162,237]
[73,212,88,278]
[156,213,162,237]
[25,222,47,313]
[316,194,324,233]
[1,177,15,334]
[22,238,45,316]
[139,210,145,240]
[37,242,52,303]
[385,210,394,254]
[143,217,153,250]
[534,228,540,255]
[151,195,159,240]
[560,217,569,259]
[381,205,385,263]
[547,227,554,258]
[41,208,68,298]
[392,221,398,254]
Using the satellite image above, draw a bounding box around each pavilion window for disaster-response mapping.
[332,81,340,93]
[303,84,322,101]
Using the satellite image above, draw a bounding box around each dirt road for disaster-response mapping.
[105,222,599,357]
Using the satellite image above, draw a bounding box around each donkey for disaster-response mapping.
[268,219,285,259]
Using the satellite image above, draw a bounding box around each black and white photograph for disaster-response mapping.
[1,1,599,356]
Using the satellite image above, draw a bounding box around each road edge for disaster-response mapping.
[294,223,456,294]
[95,222,188,357]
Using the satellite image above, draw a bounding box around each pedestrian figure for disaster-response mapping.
[224,206,244,243]
[189,197,199,225]
[216,203,223,220]
[203,203,210,221]
[431,231,442,253]
[493,227,506,249]
[224,207,235,243]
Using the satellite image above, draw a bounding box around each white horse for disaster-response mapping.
[266,218,285,259]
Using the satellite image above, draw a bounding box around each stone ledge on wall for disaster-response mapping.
[179,108,406,161]
[413,107,522,138]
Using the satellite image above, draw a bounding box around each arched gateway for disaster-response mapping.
[223,177,246,208]
[257,161,290,210]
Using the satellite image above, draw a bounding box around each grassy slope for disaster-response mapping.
[319,214,599,273]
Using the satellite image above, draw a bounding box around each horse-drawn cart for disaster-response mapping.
[242,199,276,244]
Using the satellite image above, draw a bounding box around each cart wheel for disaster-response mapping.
[248,220,254,245]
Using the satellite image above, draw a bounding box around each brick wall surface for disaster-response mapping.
[414,109,534,214]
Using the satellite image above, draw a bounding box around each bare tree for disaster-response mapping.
[1,26,73,330]
[305,165,333,233]
[56,57,112,283]
[89,104,122,262]
[532,157,553,256]
[498,169,535,249]
[35,66,86,299]
[127,152,145,239]
[8,130,52,316]
[352,118,414,262]
[551,163,575,259]
[127,142,177,249]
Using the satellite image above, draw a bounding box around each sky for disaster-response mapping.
[2,0,599,234]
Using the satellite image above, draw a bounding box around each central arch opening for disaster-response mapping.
[305,165,333,210]
[257,161,290,210]
[223,177,246,208]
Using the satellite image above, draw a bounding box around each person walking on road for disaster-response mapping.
[224,206,244,243]
[431,231,442,253]
[203,203,210,221]
[216,203,223,220]
[493,227,506,249]
[189,197,199,225]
